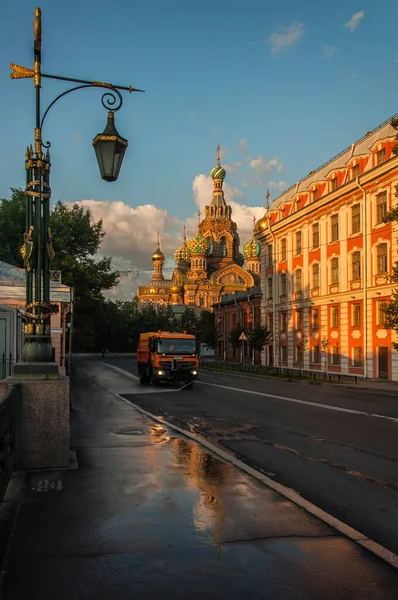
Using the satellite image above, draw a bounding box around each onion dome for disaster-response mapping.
[210,144,226,180]
[188,232,210,255]
[174,225,191,264]
[243,237,261,259]
[152,246,165,261]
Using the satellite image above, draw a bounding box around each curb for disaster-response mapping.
[115,392,398,571]
[0,472,26,581]
[95,362,398,572]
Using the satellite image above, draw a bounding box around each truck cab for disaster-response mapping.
[137,331,199,387]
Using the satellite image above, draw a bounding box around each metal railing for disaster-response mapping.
[200,359,359,383]
[0,385,20,502]
[0,352,18,381]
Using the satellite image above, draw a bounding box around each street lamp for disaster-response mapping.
[10,7,144,371]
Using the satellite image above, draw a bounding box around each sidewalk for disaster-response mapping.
[1,360,398,599]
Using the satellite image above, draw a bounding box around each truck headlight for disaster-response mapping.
[192,370,197,376]
[157,370,164,376]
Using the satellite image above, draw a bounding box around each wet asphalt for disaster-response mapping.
[105,356,398,559]
[1,357,398,599]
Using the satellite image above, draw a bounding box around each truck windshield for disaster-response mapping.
[157,338,196,355]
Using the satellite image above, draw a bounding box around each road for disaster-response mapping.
[104,356,398,558]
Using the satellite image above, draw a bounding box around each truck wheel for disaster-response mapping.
[138,365,146,385]
[149,368,159,386]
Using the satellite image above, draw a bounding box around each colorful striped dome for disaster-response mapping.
[174,242,191,264]
[210,165,226,180]
[188,232,210,255]
[243,237,261,259]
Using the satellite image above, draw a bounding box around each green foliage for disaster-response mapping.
[197,310,218,349]
[229,324,244,350]
[248,326,272,352]
[0,188,26,266]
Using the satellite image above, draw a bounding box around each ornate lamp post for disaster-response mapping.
[10,7,143,371]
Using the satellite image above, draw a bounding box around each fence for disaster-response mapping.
[0,385,20,502]
[0,352,18,381]
[200,359,359,383]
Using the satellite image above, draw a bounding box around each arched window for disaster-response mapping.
[220,237,227,257]
[208,238,214,254]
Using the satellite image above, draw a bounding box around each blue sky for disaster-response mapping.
[1,0,398,295]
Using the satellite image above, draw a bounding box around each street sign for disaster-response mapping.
[238,332,248,341]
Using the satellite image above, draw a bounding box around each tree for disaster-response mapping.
[197,310,218,349]
[248,326,271,353]
[229,323,244,350]
[0,188,26,266]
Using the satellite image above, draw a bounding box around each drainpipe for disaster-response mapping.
[68,287,75,376]
[218,292,227,362]
[235,294,244,363]
[268,220,277,367]
[356,177,368,379]
[247,289,255,365]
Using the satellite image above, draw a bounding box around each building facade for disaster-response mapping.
[137,148,261,310]
[0,261,71,375]
[255,117,398,380]
[213,287,262,364]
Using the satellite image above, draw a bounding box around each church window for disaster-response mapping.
[220,237,227,257]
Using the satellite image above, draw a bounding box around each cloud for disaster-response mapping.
[322,45,339,58]
[269,180,289,192]
[345,11,364,31]
[238,138,248,154]
[223,160,245,173]
[241,156,284,186]
[268,22,305,56]
[72,132,82,143]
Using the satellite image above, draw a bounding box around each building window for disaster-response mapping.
[331,214,339,242]
[377,148,386,165]
[281,345,287,362]
[352,304,361,327]
[296,310,302,330]
[378,301,387,326]
[296,198,302,211]
[377,243,388,274]
[312,188,319,202]
[281,238,287,261]
[312,223,319,248]
[199,296,205,307]
[232,313,236,328]
[280,273,287,297]
[351,251,361,280]
[376,191,387,224]
[331,306,339,328]
[353,347,363,367]
[312,308,319,331]
[312,345,320,363]
[266,243,273,267]
[281,312,287,332]
[331,346,340,365]
[296,345,303,364]
[295,231,302,255]
[331,177,338,191]
[267,277,273,300]
[351,204,361,234]
[294,269,302,293]
[351,164,360,179]
[331,257,339,285]
[312,263,319,289]
[268,313,273,332]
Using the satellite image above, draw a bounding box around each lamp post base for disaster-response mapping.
[13,361,60,378]
[23,337,53,363]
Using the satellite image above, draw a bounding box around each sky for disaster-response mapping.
[1,0,398,299]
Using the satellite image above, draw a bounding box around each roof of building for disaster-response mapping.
[212,286,262,307]
[270,114,397,209]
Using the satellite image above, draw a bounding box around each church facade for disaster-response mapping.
[137,148,261,310]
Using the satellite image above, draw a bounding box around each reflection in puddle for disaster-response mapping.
[149,424,171,445]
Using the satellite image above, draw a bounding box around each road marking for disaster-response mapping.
[99,362,189,394]
[104,387,398,572]
[197,381,398,424]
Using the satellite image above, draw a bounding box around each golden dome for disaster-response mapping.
[152,246,165,261]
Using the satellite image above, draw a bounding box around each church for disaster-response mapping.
[137,148,261,310]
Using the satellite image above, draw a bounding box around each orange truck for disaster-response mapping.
[137,331,200,387]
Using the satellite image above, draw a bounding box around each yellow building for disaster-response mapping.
[137,148,260,310]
